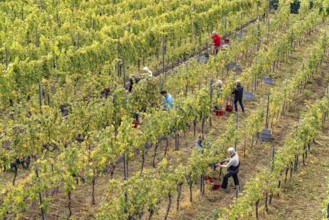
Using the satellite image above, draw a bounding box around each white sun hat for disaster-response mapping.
[143,67,153,77]
[228,147,235,153]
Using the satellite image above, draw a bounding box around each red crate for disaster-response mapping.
[216,109,225,116]
[212,183,221,190]
[225,104,233,112]
[132,120,141,128]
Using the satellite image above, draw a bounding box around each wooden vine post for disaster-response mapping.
[265,192,269,213]
[35,27,39,47]
[265,92,270,130]
[188,173,193,203]
[254,56,258,91]
[164,193,172,220]
[234,111,239,151]
[200,173,205,195]
[267,16,270,41]
[209,79,214,127]
[271,146,275,171]
[185,62,189,96]
[175,129,179,151]
[176,183,182,211]
[116,40,122,80]
[35,166,46,220]
[123,58,126,87]
[257,22,261,51]
[235,185,239,199]
[113,94,118,138]
[123,146,128,215]
[269,146,275,204]
[77,33,80,48]
[5,47,9,70]
[293,154,298,173]
[162,34,166,79]
[39,83,43,113]
[255,199,260,220]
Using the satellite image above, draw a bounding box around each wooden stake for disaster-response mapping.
[35,27,39,47]
[35,166,46,220]
[265,93,270,130]
[5,47,9,70]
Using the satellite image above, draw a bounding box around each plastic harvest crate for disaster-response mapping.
[260,129,272,142]
[243,90,255,101]
[261,76,274,85]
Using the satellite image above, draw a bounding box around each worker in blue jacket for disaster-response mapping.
[160,90,173,110]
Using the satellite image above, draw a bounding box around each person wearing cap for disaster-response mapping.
[216,147,240,191]
[160,90,173,110]
[232,80,245,113]
[211,31,221,55]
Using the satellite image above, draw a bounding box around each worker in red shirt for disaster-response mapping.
[211,31,221,55]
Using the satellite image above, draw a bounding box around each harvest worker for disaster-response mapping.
[211,31,221,55]
[142,66,153,77]
[128,74,141,92]
[128,67,153,92]
[214,80,223,110]
[216,147,240,192]
[195,133,203,149]
[160,90,173,110]
[215,80,223,97]
[232,80,245,113]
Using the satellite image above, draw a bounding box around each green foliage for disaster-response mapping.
[272,0,315,13]
[1,1,329,219]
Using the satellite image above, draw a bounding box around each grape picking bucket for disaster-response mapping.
[213,184,221,190]
[216,109,225,116]
[226,104,233,112]
[260,129,272,142]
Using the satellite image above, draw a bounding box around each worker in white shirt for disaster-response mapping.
[128,67,153,92]
[216,147,240,192]
[143,67,153,77]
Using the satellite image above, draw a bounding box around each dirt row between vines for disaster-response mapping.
[262,42,329,220]
[264,127,329,220]
[172,66,329,220]
[162,23,329,220]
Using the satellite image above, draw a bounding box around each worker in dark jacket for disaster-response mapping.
[232,80,245,113]
[128,74,141,92]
